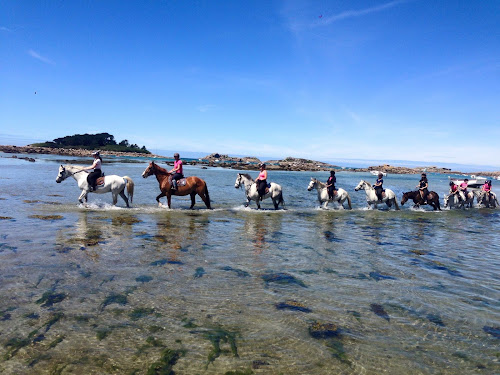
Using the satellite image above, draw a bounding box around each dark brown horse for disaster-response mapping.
[142,161,211,209]
[401,190,441,211]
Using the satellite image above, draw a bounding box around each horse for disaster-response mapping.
[56,164,134,207]
[475,190,499,208]
[141,161,211,209]
[234,173,284,210]
[307,178,352,209]
[354,180,399,210]
[401,190,441,211]
[444,191,474,209]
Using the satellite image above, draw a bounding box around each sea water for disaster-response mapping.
[0,153,499,374]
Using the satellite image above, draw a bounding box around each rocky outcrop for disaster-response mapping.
[203,153,261,164]
[0,145,163,159]
[354,164,462,175]
[263,157,339,172]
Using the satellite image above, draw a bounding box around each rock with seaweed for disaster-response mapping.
[146,348,185,375]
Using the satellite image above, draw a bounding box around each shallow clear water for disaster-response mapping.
[0,153,499,374]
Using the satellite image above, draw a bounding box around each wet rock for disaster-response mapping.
[370,303,390,322]
[112,215,141,225]
[29,214,64,220]
[261,272,307,288]
[483,326,500,339]
[43,312,64,333]
[308,322,340,339]
[0,216,13,220]
[150,258,183,266]
[275,300,312,313]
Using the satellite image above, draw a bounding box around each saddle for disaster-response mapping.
[168,176,187,187]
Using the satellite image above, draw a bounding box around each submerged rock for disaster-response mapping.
[101,293,128,310]
[370,303,390,322]
[194,267,205,278]
[369,271,396,281]
[483,326,500,339]
[308,322,340,339]
[261,272,307,288]
[275,300,312,313]
[426,313,445,327]
[36,291,67,307]
[146,348,185,375]
[221,266,250,278]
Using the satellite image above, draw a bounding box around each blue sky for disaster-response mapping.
[1,1,499,168]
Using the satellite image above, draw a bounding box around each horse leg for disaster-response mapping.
[119,190,130,208]
[167,194,172,209]
[156,192,166,207]
[190,192,196,209]
[78,190,87,204]
[272,198,279,210]
[112,193,118,205]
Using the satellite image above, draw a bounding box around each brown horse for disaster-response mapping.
[401,190,441,211]
[142,161,211,209]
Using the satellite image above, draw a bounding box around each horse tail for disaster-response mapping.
[393,193,400,210]
[204,182,211,209]
[346,193,352,209]
[278,189,285,208]
[124,176,134,203]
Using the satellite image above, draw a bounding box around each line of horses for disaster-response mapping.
[56,163,498,210]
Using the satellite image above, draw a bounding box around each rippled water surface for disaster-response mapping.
[0,154,499,374]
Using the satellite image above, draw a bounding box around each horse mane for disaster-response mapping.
[151,162,170,175]
[64,164,89,173]
[313,178,326,188]
[240,173,253,181]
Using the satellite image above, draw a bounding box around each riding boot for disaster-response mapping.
[172,180,177,191]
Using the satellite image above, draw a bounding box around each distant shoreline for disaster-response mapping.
[1,145,499,177]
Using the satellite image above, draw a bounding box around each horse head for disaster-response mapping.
[142,161,156,178]
[443,194,450,208]
[56,165,67,183]
[354,180,367,191]
[401,192,410,205]
[234,173,242,188]
[307,178,317,191]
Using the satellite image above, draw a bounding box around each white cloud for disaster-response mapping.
[27,49,54,65]
[318,0,410,26]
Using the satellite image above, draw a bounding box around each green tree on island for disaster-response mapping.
[32,133,151,154]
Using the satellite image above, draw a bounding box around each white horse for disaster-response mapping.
[444,191,474,209]
[56,165,134,207]
[307,178,352,209]
[475,190,499,208]
[234,173,284,210]
[354,180,399,210]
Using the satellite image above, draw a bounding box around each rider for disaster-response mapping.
[459,178,469,201]
[82,151,103,191]
[417,173,429,203]
[169,152,184,191]
[255,163,268,201]
[449,181,460,201]
[326,171,336,200]
[373,173,384,201]
[481,180,492,202]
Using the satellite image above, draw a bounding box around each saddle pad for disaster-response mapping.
[168,176,187,187]
[96,177,105,187]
